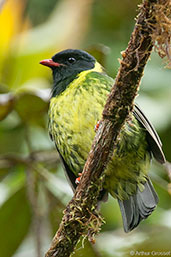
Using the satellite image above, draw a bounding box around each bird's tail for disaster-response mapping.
[118,178,158,232]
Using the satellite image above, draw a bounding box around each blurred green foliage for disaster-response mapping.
[0,0,171,257]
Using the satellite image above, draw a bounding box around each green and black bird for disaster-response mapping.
[40,49,166,232]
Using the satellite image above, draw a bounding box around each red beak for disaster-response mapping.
[39,59,61,68]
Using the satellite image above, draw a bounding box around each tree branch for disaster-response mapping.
[45,1,170,256]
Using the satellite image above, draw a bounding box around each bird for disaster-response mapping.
[40,49,166,232]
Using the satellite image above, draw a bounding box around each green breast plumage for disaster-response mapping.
[48,70,150,200]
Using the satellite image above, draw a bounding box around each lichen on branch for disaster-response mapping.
[147,0,171,67]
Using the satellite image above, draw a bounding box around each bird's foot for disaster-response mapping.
[94,120,101,132]
[75,173,82,185]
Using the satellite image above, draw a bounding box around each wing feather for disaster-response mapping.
[133,104,166,164]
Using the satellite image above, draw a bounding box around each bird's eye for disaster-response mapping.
[68,57,76,64]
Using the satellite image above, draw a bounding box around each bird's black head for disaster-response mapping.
[40,49,96,96]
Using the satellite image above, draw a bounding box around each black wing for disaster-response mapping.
[133,104,166,164]
[49,132,77,191]
[56,148,77,192]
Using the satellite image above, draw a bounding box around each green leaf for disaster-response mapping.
[0,84,9,94]
[39,164,72,205]
[0,123,25,155]
[14,92,48,126]
[0,93,15,121]
[48,191,65,236]
[0,186,32,257]
[155,183,171,210]
[86,44,110,67]
[101,196,121,232]
[128,226,171,254]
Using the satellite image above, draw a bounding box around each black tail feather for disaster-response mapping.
[118,178,158,232]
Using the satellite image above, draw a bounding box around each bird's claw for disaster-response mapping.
[94,120,101,132]
[75,173,82,185]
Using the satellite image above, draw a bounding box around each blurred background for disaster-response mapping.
[0,0,171,256]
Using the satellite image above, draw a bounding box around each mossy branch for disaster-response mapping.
[45,1,170,257]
